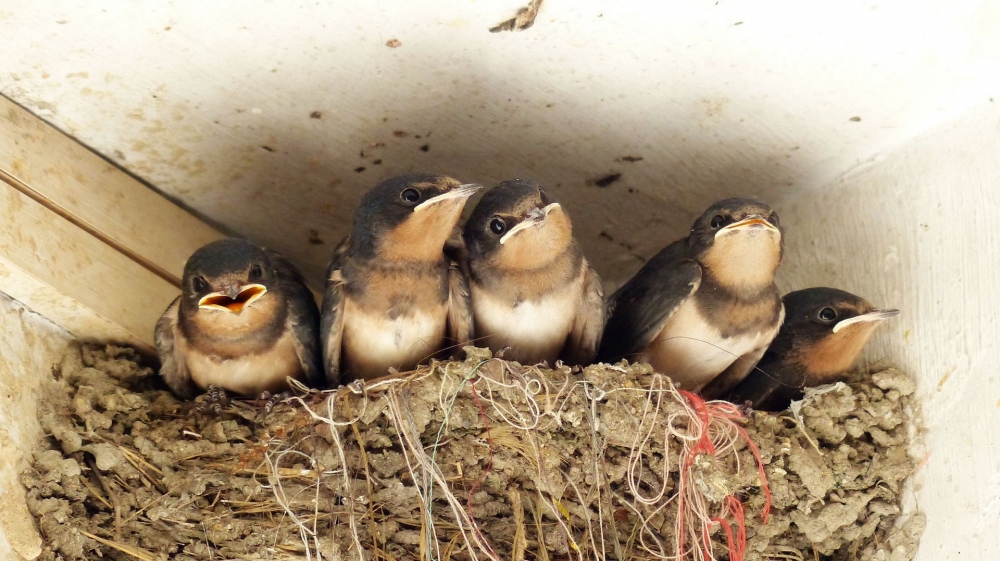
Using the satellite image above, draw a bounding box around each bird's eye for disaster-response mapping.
[249,264,263,280]
[192,276,209,293]
[489,217,507,235]
[401,188,421,204]
[768,211,780,226]
[819,307,838,321]
[710,215,726,229]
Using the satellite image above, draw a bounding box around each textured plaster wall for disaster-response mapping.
[777,102,1000,560]
[0,293,72,561]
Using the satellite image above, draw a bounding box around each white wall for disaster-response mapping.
[778,102,1000,559]
[1,1,999,285]
[2,1,1000,559]
[0,294,72,560]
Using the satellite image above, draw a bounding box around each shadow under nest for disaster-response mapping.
[23,345,924,561]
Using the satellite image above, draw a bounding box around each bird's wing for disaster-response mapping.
[562,264,606,366]
[443,224,469,272]
[270,250,324,388]
[700,344,769,400]
[446,261,475,352]
[154,297,198,399]
[320,238,350,387]
[597,239,701,363]
[702,299,785,400]
[722,355,803,412]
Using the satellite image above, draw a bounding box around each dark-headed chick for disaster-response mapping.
[155,238,321,399]
[726,287,899,410]
[462,179,604,366]
[320,173,480,383]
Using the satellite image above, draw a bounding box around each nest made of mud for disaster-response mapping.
[23,345,924,561]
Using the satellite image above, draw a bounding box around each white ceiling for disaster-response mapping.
[2,0,998,284]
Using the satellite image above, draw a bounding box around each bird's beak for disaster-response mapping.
[500,203,561,245]
[414,183,482,212]
[717,215,781,237]
[832,309,900,333]
[198,284,268,314]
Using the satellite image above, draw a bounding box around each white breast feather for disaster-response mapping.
[644,299,782,390]
[187,332,301,396]
[472,280,581,364]
[344,310,446,371]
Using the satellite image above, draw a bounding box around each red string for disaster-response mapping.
[734,497,747,551]
[732,423,771,523]
[690,396,772,523]
[711,496,747,561]
[674,391,772,560]
[714,518,737,561]
[680,390,717,461]
[700,524,714,560]
[677,391,716,560]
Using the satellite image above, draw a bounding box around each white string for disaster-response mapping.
[267,358,757,561]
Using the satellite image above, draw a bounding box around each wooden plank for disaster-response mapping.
[0,181,177,351]
[0,94,229,350]
[0,95,223,286]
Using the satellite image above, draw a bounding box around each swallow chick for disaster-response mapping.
[155,238,322,399]
[462,179,605,366]
[599,198,784,396]
[726,287,899,411]
[321,173,479,384]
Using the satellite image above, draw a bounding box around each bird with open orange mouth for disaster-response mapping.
[155,238,322,400]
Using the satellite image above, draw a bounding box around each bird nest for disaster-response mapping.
[23,345,924,561]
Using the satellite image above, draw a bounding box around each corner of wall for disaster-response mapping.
[0,291,73,561]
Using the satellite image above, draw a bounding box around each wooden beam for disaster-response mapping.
[0,95,225,351]
[0,95,223,286]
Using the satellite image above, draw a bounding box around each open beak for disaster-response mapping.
[717,215,780,237]
[832,309,900,333]
[198,284,268,314]
[500,203,561,245]
[413,183,482,212]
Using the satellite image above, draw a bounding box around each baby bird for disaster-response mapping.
[320,173,479,384]
[155,238,322,399]
[599,198,784,397]
[462,179,604,365]
[726,287,899,411]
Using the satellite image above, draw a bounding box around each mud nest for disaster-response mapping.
[23,345,924,561]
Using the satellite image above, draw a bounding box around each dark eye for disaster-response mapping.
[768,212,779,226]
[249,264,263,280]
[192,276,209,293]
[489,217,507,235]
[710,215,726,229]
[819,307,838,321]
[401,188,421,203]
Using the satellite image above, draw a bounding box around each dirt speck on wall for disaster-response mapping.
[22,345,922,560]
